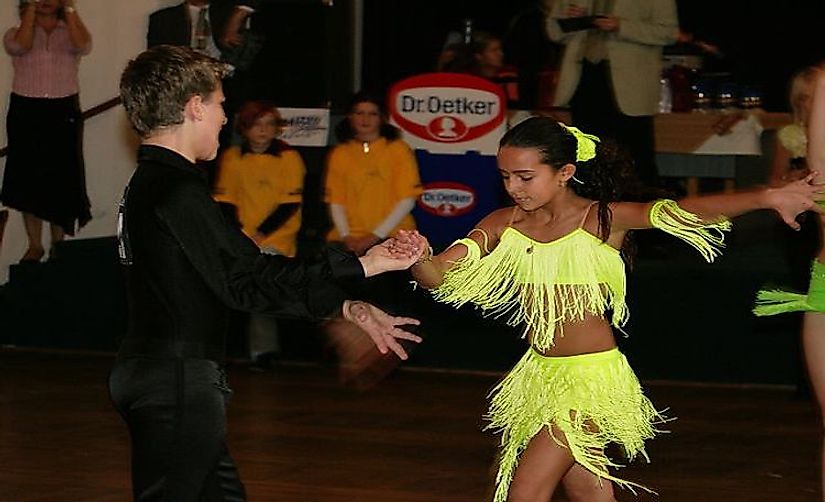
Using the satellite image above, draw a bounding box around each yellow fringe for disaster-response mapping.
[487,348,666,502]
[432,229,627,352]
[648,199,731,263]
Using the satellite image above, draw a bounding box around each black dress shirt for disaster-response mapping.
[117,145,363,362]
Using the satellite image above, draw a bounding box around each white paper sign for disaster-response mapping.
[277,107,330,147]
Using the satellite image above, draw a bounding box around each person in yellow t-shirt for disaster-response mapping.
[215,101,304,257]
[323,92,424,386]
[214,101,305,369]
[325,92,423,256]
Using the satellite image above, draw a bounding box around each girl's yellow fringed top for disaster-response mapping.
[431,225,625,351]
[431,199,730,351]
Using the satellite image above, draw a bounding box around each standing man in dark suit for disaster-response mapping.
[147,0,235,59]
[221,0,333,107]
[147,1,243,181]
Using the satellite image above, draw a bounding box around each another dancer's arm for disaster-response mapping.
[810,71,825,185]
[809,69,825,264]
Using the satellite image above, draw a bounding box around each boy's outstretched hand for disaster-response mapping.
[342,300,422,360]
[359,237,422,276]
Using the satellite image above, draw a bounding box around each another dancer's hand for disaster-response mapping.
[342,300,422,360]
[766,171,825,230]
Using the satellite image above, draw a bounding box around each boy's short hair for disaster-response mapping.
[120,45,230,138]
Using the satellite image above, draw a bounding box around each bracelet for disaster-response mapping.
[415,245,434,265]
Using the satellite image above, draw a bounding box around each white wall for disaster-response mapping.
[0,0,175,282]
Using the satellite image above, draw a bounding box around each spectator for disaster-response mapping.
[769,66,820,187]
[546,0,679,187]
[214,101,305,368]
[147,0,241,181]
[439,30,523,108]
[221,0,331,106]
[437,30,532,106]
[1,0,92,263]
[147,0,235,59]
[322,91,424,387]
[469,31,520,106]
[325,92,422,257]
[503,2,563,109]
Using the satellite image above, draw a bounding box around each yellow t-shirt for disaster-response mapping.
[324,137,422,240]
[214,144,305,257]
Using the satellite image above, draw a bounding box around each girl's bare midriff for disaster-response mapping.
[530,313,617,357]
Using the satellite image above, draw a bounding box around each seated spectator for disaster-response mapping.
[214,101,305,368]
[502,2,563,109]
[323,92,424,387]
[324,92,422,256]
[440,31,519,105]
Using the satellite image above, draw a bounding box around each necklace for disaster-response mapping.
[362,141,370,154]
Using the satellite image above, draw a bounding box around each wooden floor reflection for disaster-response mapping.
[0,349,819,501]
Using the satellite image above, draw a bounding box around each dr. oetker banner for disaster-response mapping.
[388,73,507,155]
[388,73,507,247]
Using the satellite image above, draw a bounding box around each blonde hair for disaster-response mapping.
[789,66,821,125]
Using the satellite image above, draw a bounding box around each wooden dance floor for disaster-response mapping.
[0,349,820,501]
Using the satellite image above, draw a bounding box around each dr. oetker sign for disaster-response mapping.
[388,73,506,155]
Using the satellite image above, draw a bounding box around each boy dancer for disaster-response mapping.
[109,45,421,501]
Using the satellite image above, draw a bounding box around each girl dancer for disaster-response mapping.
[399,117,822,501]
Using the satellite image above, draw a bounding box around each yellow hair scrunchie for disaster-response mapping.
[559,123,600,162]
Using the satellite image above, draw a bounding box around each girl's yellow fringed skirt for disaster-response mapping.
[486,347,666,502]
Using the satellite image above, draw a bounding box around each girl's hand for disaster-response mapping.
[767,171,825,230]
[395,230,432,265]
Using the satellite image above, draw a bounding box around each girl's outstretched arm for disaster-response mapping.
[677,174,824,230]
[400,211,505,289]
[612,174,825,232]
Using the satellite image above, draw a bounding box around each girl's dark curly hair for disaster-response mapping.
[499,116,659,245]
[334,91,401,142]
